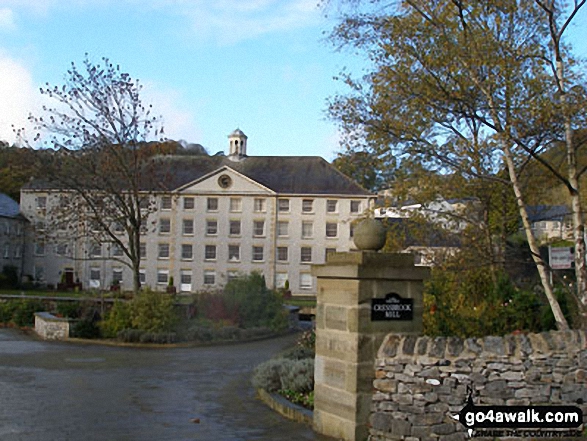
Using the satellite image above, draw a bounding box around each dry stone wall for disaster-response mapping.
[370,331,587,440]
[34,312,70,340]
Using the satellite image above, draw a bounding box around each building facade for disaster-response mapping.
[0,193,27,280]
[20,130,374,295]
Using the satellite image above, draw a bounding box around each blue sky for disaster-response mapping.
[0,1,585,160]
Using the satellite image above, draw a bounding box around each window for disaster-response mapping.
[140,242,147,258]
[350,223,355,238]
[229,220,241,236]
[14,246,21,259]
[300,273,313,290]
[206,220,218,235]
[182,219,194,235]
[180,270,192,291]
[183,197,195,210]
[35,266,45,282]
[55,243,67,256]
[90,243,102,257]
[301,247,312,263]
[276,273,288,289]
[16,223,23,236]
[139,269,146,284]
[277,246,288,262]
[204,270,216,285]
[253,220,265,237]
[254,198,266,213]
[158,243,170,259]
[3,244,9,259]
[326,248,336,260]
[326,222,338,238]
[302,199,313,213]
[205,245,216,261]
[327,200,338,213]
[161,196,172,210]
[277,221,289,237]
[34,242,45,256]
[157,269,169,285]
[227,271,239,282]
[112,268,123,284]
[181,244,193,260]
[228,245,240,262]
[207,197,218,212]
[351,200,361,213]
[230,198,242,212]
[278,199,290,212]
[159,218,171,234]
[113,222,124,234]
[302,221,313,239]
[36,196,47,209]
[89,267,100,287]
[252,246,264,262]
[111,244,123,257]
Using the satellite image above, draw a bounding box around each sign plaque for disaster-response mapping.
[371,293,413,321]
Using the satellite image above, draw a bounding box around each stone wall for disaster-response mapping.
[34,312,70,340]
[370,331,587,440]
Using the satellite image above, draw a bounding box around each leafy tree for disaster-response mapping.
[0,143,44,202]
[326,0,587,329]
[19,55,166,292]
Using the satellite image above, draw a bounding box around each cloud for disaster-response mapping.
[150,0,321,45]
[0,8,16,31]
[0,53,41,145]
[142,82,203,144]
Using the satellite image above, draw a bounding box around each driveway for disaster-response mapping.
[0,329,330,441]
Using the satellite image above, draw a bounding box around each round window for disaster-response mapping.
[218,174,232,189]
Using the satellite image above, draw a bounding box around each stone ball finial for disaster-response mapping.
[353,218,387,251]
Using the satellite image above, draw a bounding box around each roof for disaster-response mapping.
[526,205,570,223]
[25,155,374,197]
[229,129,247,138]
[152,155,372,195]
[0,193,21,219]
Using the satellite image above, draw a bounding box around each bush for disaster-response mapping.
[279,345,315,361]
[0,301,18,324]
[70,318,101,339]
[223,273,287,331]
[56,301,81,319]
[11,299,46,327]
[252,358,314,395]
[0,265,19,289]
[100,300,132,338]
[130,290,178,333]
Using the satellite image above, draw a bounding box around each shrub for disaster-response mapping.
[252,358,314,392]
[11,299,46,327]
[56,301,81,319]
[0,265,19,289]
[223,273,287,331]
[100,300,132,338]
[70,318,101,339]
[0,301,18,324]
[280,345,314,361]
[130,290,178,333]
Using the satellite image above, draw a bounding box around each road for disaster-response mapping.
[0,328,330,441]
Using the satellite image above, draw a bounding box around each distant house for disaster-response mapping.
[0,193,27,279]
[20,130,375,294]
[525,205,572,242]
[374,197,468,265]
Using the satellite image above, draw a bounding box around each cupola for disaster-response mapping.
[228,129,247,160]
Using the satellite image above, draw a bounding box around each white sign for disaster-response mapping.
[549,246,574,270]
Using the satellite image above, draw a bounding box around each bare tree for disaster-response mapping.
[22,55,165,292]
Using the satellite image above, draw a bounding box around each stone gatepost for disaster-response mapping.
[312,251,429,441]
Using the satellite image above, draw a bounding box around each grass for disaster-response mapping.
[0,289,129,299]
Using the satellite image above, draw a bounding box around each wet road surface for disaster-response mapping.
[0,329,330,441]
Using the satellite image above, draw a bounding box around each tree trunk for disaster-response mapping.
[503,143,569,330]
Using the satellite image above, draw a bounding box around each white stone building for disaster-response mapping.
[0,193,27,279]
[20,130,374,295]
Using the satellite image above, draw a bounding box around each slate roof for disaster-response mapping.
[26,155,373,196]
[526,205,571,223]
[0,193,21,219]
[160,156,371,195]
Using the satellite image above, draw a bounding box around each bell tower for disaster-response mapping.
[228,129,247,160]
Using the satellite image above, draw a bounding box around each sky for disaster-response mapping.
[0,1,585,161]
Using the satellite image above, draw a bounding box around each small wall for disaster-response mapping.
[34,312,70,340]
[370,330,587,440]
